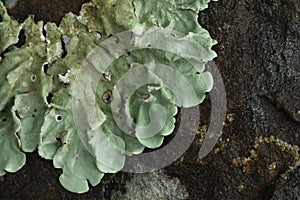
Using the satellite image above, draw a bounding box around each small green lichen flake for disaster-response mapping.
[0,1,21,53]
[0,0,217,193]
[8,18,53,152]
[0,103,25,176]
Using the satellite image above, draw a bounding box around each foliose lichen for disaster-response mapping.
[0,0,217,193]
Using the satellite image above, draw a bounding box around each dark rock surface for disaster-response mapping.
[5,0,90,24]
[0,0,299,199]
[271,167,300,200]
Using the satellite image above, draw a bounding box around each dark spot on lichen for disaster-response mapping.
[2,117,7,123]
[15,131,20,139]
[55,136,62,146]
[32,114,35,118]
[125,49,130,55]
[24,105,30,111]
[102,90,112,104]
[102,73,110,81]
[34,109,37,112]
[130,31,134,39]
[63,83,69,88]
[114,36,120,44]
[56,131,67,146]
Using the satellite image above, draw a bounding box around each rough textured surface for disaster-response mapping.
[111,171,189,200]
[272,167,300,200]
[0,0,300,199]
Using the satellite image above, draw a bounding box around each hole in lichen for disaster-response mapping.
[14,110,21,119]
[34,109,37,112]
[43,63,49,74]
[15,131,20,139]
[2,117,8,123]
[32,114,35,118]
[16,29,26,48]
[125,49,130,56]
[102,90,112,104]
[61,37,67,58]
[0,29,26,58]
[31,74,37,82]
[46,93,53,104]
[42,24,47,38]
[55,115,63,122]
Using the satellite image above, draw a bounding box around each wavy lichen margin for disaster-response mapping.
[0,0,217,193]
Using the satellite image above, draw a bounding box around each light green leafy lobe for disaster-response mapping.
[0,0,217,193]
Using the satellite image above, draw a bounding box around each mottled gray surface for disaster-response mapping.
[111,171,189,200]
